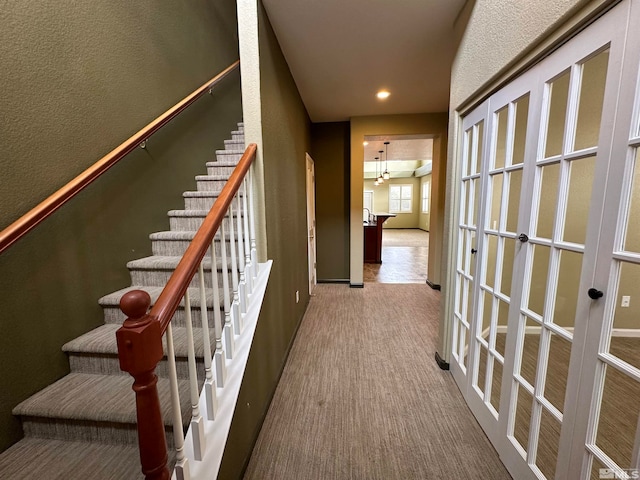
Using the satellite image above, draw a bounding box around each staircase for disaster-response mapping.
[0,123,246,480]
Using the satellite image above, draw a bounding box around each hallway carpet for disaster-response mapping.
[243,284,511,480]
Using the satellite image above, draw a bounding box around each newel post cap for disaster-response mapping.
[116,290,164,375]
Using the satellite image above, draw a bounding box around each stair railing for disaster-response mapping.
[0,60,240,255]
[118,143,258,480]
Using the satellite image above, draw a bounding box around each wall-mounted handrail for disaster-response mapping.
[0,60,240,255]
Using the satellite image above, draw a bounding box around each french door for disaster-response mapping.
[450,2,640,479]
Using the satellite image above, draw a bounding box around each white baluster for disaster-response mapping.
[210,237,227,387]
[221,215,234,359]
[166,323,191,480]
[236,192,247,315]
[228,199,242,334]
[198,262,217,420]
[184,290,205,461]
[248,167,259,279]
[242,177,253,295]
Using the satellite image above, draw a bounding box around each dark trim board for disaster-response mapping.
[349,283,364,288]
[318,279,350,284]
[435,352,450,370]
[426,279,441,290]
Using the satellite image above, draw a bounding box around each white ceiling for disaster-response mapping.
[261,0,467,122]
[363,136,433,162]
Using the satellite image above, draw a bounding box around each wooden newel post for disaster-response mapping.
[116,290,170,480]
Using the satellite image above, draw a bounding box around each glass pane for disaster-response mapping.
[574,49,610,151]
[513,94,530,166]
[536,408,561,479]
[489,173,504,230]
[527,245,551,316]
[506,169,523,232]
[490,358,503,413]
[462,326,470,369]
[513,383,534,452]
[471,178,480,226]
[495,300,509,359]
[495,106,508,169]
[594,363,640,469]
[552,250,583,330]
[536,163,561,239]
[623,150,640,252]
[461,230,469,273]
[465,278,474,325]
[401,185,412,198]
[464,129,473,177]
[545,71,571,158]
[485,234,498,289]
[611,262,640,371]
[477,343,489,395]
[590,457,609,480]
[481,290,493,338]
[390,186,400,199]
[544,333,571,413]
[500,237,516,298]
[563,157,596,244]
[389,199,400,212]
[400,199,411,211]
[473,121,484,175]
[460,181,469,225]
[520,317,541,388]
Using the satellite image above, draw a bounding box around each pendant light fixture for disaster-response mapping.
[383,141,390,180]
[377,150,384,184]
[374,156,380,185]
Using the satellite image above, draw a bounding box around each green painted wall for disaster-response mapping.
[310,122,351,281]
[217,2,312,478]
[0,0,241,452]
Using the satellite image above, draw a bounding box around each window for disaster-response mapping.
[421,181,430,213]
[389,184,413,213]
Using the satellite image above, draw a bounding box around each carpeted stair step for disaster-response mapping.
[224,138,245,150]
[13,373,190,447]
[182,190,244,213]
[196,175,233,194]
[168,209,241,232]
[150,231,240,258]
[62,323,217,379]
[215,149,244,163]
[99,285,226,327]
[206,162,239,177]
[127,255,239,289]
[230,130,244,142]
[0,438,147,480]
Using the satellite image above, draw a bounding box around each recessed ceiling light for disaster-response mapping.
[363,141,369,146]
[376,90,390,99]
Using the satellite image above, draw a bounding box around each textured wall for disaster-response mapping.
[450,0,591,109]
[310,122,351,281]
[217,1,312,477]
[0,0,241,452]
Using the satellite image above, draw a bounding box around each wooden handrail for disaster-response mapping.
[0,60,240,255]
[116,143,256,479]
[152,143,256,333]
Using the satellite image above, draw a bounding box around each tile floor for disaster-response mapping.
[363,228,429,283]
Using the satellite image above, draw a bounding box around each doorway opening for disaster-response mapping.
[362,134,432,283]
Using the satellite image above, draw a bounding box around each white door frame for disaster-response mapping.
[306,153,317,294]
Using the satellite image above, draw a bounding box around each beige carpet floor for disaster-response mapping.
[243,284,511,480]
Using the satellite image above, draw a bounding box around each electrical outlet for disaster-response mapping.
[621,295,631,308]
[296,290,300,303]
